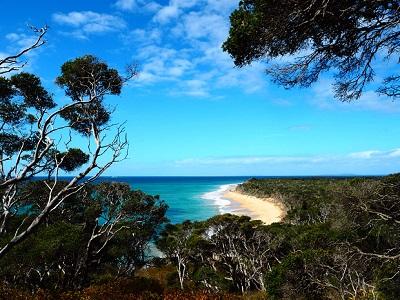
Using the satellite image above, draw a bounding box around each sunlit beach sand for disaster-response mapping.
[223,185,286,224]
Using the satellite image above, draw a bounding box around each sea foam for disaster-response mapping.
[201,183,238,214]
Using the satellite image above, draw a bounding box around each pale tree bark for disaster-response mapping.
[205,221,276,294]
[305,247,378,300]
[0,74,130,259]
[0,25,48,75]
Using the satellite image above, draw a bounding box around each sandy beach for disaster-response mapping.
[223,187,286,224]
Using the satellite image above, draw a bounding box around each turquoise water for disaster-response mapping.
[97,176,251,223]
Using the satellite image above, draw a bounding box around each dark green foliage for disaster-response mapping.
[0,221,83,291]
[2,174,400,298]
[265,252,321,300]
[0,77,15,101]
[57,148,90,172]
[156,176,399,299]
[56,55,122,101]
[375,261,400,300]
[0,280,250,300]
[157,214,285,293]
[10,73,55,110]
[0,54,135,297]
[237,177,347,224]
[0,133,37,156]
[0,73,54,130]
[0,181,168,291]
[0,73,54,127]
[0,55,128,260]
[0,58,103,173]
[223,0,400,101]
[0,78,22,125]
[54,56,122,135]
[59,99,111,135]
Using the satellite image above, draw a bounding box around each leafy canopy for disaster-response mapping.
[223,0,400,101]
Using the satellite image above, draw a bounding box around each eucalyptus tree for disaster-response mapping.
[223,0,400,101]
[157,221,197,290]
[0,26,48,75]
[158,215,283,293]
[200,215,278,293]
[339,175,400,295]
[0,55,136,258]
[0,182,168,290]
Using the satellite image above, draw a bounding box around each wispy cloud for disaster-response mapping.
[176,156,328,166]
[120,0,267,97]
[52,11,126,39]
[3,31,46,72]
[6,32,38,49]
[115,0,161,12]
[178,79,210,97]
[176,148,400,170]
[122,28,161,46]
[153,5,181,23]
[152,0,200,23]
[115,0,137,11]
[310,78,400,113]
[110,148,400,176]
[349,149,400,159]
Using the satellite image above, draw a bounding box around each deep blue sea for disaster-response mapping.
[97,176,251,224]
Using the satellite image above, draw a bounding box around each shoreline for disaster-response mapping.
[222,185,286,224]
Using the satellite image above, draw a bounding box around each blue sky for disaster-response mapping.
[1,0,400,176]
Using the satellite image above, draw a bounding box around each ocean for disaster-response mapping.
[97,176,251,224]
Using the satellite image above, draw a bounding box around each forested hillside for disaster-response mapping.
[154,175,400,299]
[1,176,399,299]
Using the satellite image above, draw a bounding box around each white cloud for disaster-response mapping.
[310,78,400,113]
[115,0,161,12]
[174,148,400,175]
[180,79,209,97]
[137,56,194,84]
[153,5,181,23]
[115,0,137,11]
[134,45,193,83]
[177,148,400,165]
[176,156,328,166]
[349,148,400,159]
[388,149,400,157]
[152,0,209,24]
[124,0,267,97]
[122,28,162,46]
[168,58,192,77]
[6,32,38,50]
[144,2,163,12]
[180,11,228,42]
[349,150,382,159]
[52,11,126,39]
[5,33,20,42]
[2,31,46,73]
[172,0,200,9]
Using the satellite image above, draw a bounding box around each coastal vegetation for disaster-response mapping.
[1,176,399,299]
[0,182,167,291]
[154,176,400,299]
